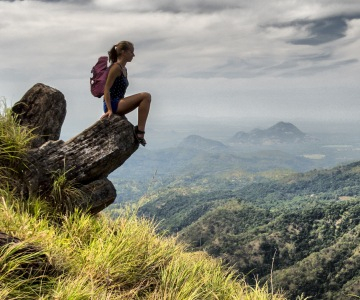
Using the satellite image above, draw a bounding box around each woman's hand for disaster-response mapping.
[100,110,113,119]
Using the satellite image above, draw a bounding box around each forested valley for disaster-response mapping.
[108,124,360,299]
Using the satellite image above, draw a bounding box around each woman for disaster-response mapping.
[101,41,151,146]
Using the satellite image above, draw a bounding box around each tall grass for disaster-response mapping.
[49,167,87,215]
[0,99,35,189]
[0,238,57,299]
[0,192,288,299]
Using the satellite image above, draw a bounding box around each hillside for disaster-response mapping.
[105,121,360,299]
[0,100,285,299]
[2,194,286,299]
[179,200,360,299]
[136,161,360,299]
[178,134,228,151]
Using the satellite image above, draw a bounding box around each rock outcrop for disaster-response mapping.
[11,83,139,214]
[12,83,67,148]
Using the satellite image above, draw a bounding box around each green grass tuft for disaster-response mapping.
[49,167,87,214]
[0,98,35,190]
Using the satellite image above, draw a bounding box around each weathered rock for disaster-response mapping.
[12,83,67,148]
[79,178,117,214]
[10,83,139,213]
[25,116,138,189]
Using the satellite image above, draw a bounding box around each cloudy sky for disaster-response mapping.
[1,0,360,146]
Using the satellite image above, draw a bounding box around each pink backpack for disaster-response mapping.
[90,56,109,98]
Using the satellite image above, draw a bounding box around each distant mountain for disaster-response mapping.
[178,135,228,151]
[231,122,313,145]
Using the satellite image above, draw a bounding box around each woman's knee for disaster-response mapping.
[141,92,151,103]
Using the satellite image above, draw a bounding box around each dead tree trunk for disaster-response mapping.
[11,83,139,214]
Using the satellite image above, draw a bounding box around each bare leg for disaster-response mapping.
[116,92,151,133]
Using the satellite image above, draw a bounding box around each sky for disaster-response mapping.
[1,0,360,147]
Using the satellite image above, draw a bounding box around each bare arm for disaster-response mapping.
[101,64,121,118]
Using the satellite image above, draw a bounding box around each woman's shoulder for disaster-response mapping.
[109,63,122,76]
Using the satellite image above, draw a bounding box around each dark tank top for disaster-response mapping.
[110,67,129,100]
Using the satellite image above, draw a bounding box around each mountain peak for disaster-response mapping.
[232,122,308,145]
[267,122,306,138]
[179,135,227,151]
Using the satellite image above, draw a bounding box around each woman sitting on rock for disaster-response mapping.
[101,41,151,146]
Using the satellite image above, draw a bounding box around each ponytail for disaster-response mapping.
[108,46,118,64]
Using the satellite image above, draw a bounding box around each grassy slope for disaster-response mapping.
[0,194,287,299]
[179,200,360,299]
